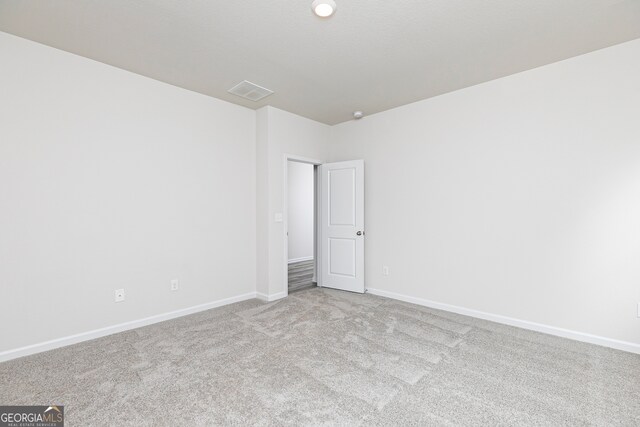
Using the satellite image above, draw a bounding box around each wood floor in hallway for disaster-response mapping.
[288,259,315,293]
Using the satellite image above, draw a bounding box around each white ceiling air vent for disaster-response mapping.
[227,80,274,102]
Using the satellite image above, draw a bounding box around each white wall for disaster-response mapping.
[256,106,330,298]
[329,39,640,347]
[0,32,257,353]
[255,108,270,300]
[287,161,314,262]
[3,29,639,357]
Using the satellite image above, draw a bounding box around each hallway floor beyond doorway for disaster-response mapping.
[288,259,315,292]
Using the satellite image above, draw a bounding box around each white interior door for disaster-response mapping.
[320,160,364,293]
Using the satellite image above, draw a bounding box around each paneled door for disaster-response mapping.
[319,160,364,293]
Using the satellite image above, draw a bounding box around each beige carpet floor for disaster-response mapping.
[1,287,639,425]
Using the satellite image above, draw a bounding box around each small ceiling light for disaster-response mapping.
[353,111,364,120]
[312,0,337,17]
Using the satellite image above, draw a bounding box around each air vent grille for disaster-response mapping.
[228,80,273,102]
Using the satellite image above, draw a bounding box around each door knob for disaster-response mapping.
[356,231,362,236]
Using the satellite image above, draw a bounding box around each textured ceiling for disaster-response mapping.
[1,0,639,124]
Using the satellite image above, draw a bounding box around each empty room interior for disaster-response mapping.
[1,1,640,425]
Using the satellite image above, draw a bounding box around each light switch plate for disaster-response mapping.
[274,213,283,223]
[114,289,125,302]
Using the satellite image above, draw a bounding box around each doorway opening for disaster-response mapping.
[286,158,318,294]
[284,156,365,297]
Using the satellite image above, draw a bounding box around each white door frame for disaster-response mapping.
[283,154,323,298]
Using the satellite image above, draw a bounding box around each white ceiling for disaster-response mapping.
[1,0,639,125]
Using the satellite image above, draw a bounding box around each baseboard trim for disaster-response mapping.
[366,288,640,355]
[0,292,258,363]
[256,291,287,302]
[288,256,313,264]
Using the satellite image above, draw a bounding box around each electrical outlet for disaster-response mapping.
[171,279,179,291]
[383,266,389,276]
[637,302,640,318]
[114,288,125,302]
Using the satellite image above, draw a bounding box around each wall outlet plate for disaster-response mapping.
[383,266,389,276]
[171,279,179,291]
[114,289,125,302]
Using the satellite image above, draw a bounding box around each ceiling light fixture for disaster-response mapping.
[312,0,337,17]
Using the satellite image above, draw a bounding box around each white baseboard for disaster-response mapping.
[256,291,287,302]
[288,256,313,264]
[0,292,258,363]
[366,288,640,355]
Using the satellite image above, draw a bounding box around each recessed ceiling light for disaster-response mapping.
[312,0,336,18]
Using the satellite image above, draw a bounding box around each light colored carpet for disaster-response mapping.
[1,287,639,425]
[288,260,315,293]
